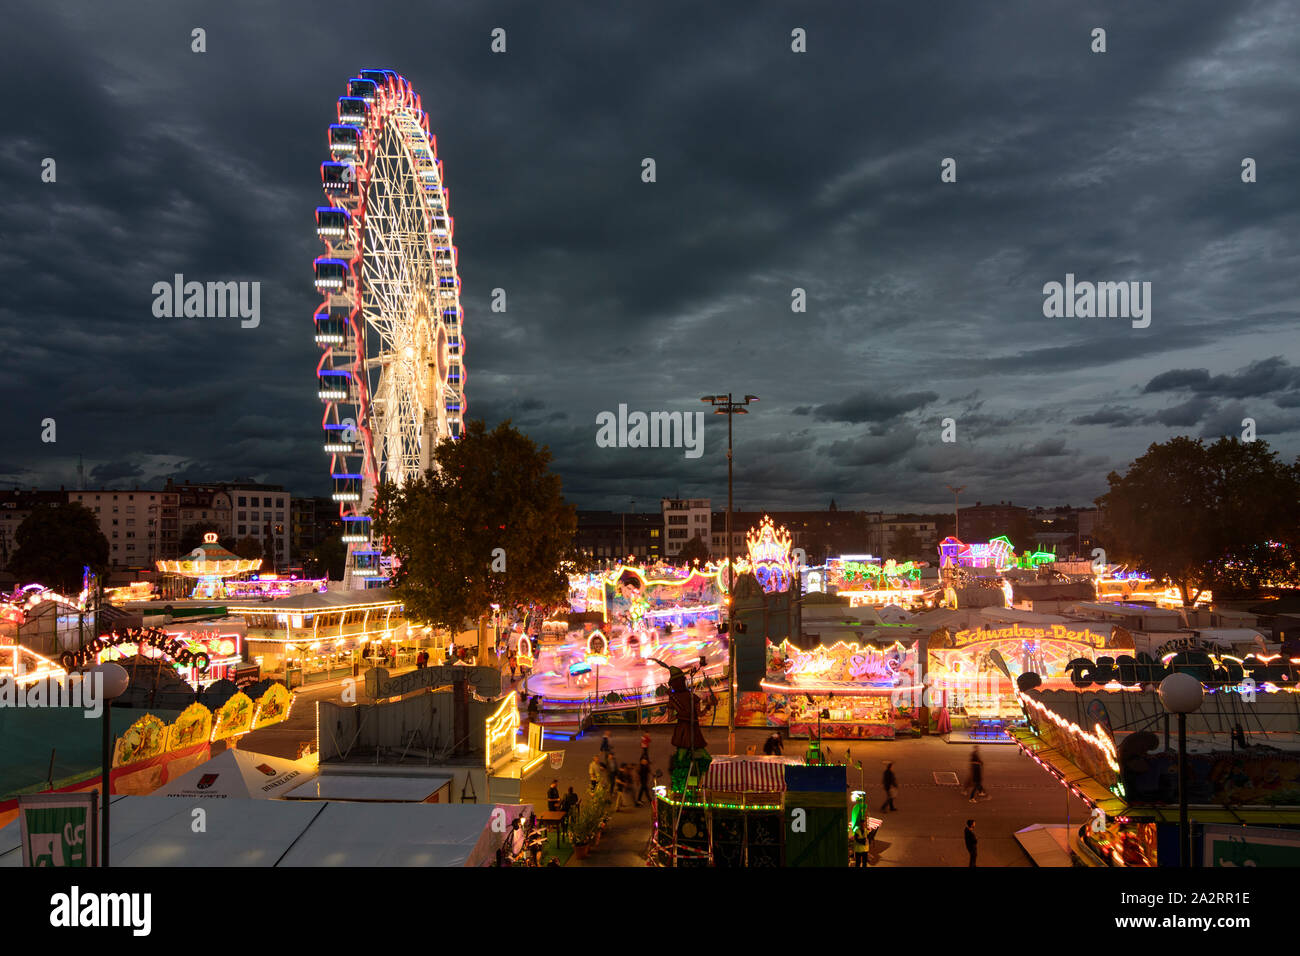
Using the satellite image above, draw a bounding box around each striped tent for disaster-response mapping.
[701,756,801,793]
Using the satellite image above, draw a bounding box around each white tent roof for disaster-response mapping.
[153,749,317,800]
[0,796,531,867]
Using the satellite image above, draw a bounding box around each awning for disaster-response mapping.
[702,757,796,793]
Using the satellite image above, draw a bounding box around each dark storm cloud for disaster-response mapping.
[87,461,144,485]
[2,0,1298,514]
[811,391,938,424]
[1144,358,1300,398]
[1072,406,1144,426]
[1151,396,1216,427]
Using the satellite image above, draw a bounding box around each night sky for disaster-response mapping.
[4,1,1298,513]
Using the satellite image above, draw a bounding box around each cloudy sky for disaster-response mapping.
[3,0,1298,514]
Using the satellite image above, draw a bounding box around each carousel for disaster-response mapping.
[155,533,262,599]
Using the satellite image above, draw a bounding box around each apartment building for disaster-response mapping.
[661,497,711,557]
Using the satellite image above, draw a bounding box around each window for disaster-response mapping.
[238,511,246,520]
[126,532,135,539]
[238,496,247,506]
[112,519,118,526]
[238,526,246,536]
[263,497,272,507]
[126,544,135,552]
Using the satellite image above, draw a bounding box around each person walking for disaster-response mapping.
[600,732,613,757]
[588,755,602,792]
[964,819,978,867]
[605,751,618,793]
[882,761,898,811]
[640,732,651,761]
[635,755,652,806]
[613,763,632,812]
[968,747,985,802]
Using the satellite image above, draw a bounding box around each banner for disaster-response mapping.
[18,792,98,867]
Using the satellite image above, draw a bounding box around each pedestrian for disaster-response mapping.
[968,747,985,802]
[508,654,517,683]
[964,819,978,867]
[605,751,617,792]
[640,732,651,761]
[614,763,632,811]
[547,779,561,811]
[635,755,652,806]
[561,786,578,837]
[600,732,613,756]
[588,755,602,792]
[528,695,540,726]
[853,823,869,867]
[882,761,898,811]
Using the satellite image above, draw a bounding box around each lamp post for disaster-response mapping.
[945,485,965,543]
[92,662,130,867]
[1158,672,1204,868]
[702,392,757,755]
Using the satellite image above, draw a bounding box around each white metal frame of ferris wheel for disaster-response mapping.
[316,72,465,588]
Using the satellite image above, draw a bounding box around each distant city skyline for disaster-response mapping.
[4,1,1297,514]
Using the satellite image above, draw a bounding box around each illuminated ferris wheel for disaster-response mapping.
[313,69,466,587]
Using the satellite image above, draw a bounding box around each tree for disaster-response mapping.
[234,537,264,561]
[178,522,235,555]
[306,535,347,580]
[9,503,109,591]
[370,419,577,631]
[891,525,922,561]
[1096,436,1300,605]
[675,534,712,566]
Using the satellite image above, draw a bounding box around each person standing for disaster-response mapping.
[560,786,579,838]
[964,819,978,867]
[588,755,602,792]
[640,732,651,761]
[968,747,985,802]
[853,823,869,867]
[600,732,613,757]
[547,779,561,811]
[882,761,898,811]
[635,755,652,806]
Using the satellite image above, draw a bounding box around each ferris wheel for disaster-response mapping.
[313,69,466,587]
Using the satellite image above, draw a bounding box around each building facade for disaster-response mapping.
[574,511,662,563]
[0,490,68,572]
[661,497,711,558]
[69,488,180,570]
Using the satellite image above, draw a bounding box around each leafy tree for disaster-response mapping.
[675,534,712,566]
[178,522,235,554]
[370,419,577,631]
[234,537,264,561]
[9,503,109,591]
[306,535,347,580]
[1096,437,1300,605]
[891,525,922,561]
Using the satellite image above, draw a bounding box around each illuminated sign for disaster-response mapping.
[486,692,521,769]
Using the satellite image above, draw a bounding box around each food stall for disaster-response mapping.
[758,639,920,740]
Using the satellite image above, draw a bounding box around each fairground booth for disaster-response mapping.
[1011,650,1300,866]
[650,756,848,867]
[749,638,922,740]
[226,588,412,685]
[924,614,1121,731]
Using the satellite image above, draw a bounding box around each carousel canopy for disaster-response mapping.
[156,533,261,577]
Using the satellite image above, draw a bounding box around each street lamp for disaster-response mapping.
[1158,672,1204,868]
[945,485,965,542]
[92,662,129,867]
[702,392,757,755]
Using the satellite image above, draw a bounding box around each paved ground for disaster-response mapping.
[239,667,1091,866]
[520,726,1091,867]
